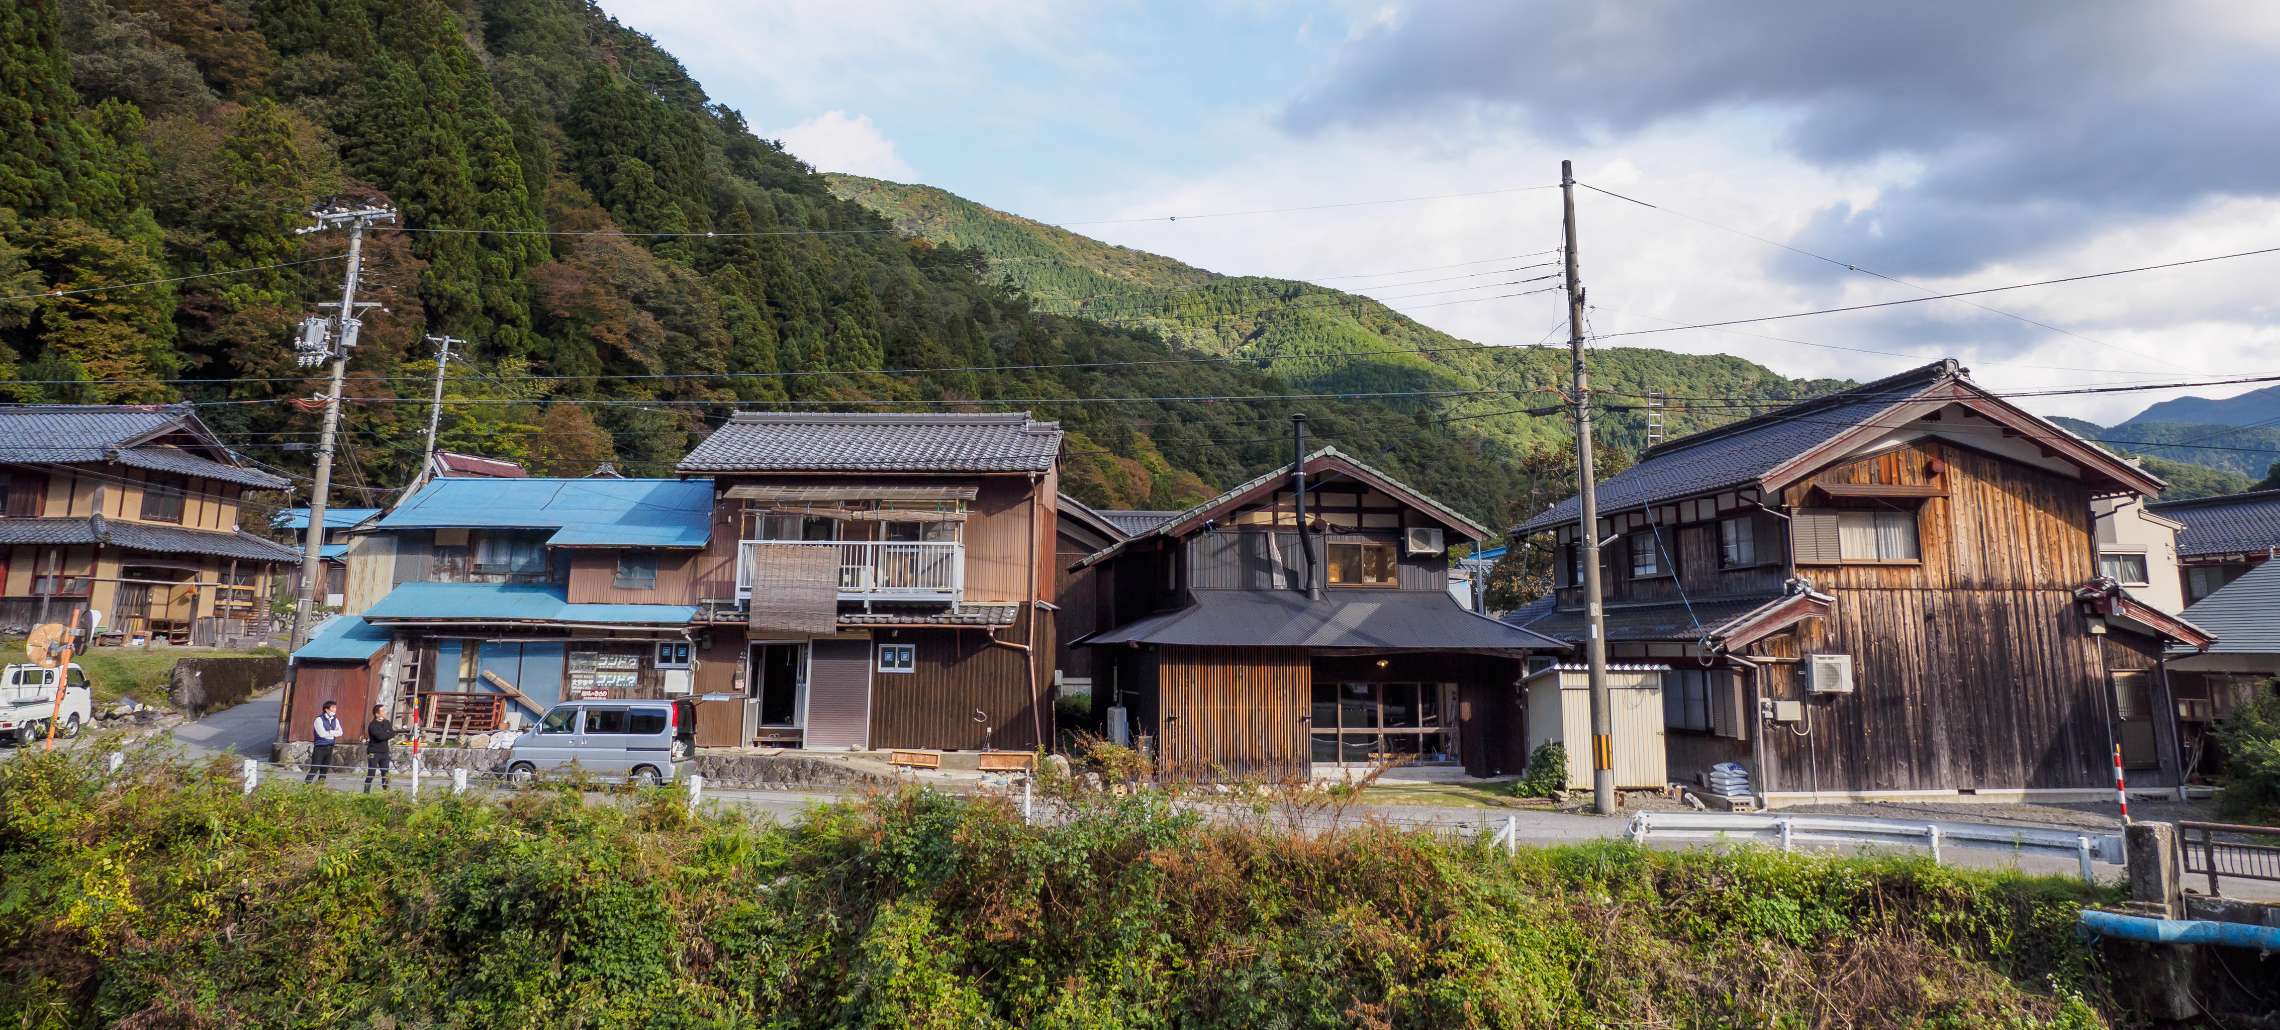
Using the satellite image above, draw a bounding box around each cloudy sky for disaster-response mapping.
[601,1,2280,423]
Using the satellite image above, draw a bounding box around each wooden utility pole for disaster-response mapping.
[1562,159,1617,815]
[287,204,394,651]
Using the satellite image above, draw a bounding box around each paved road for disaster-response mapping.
[170,687,283,759]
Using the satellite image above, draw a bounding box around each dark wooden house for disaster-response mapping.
[1509,359,2215,803]
[1075,446,1563,779]
[676,412,1063,752]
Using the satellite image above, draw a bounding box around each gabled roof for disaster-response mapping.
[677,412,1063,474]
[1509,593,1822,646]
[0,403,288,489]
[271,507,384,533]
[373,478,713,548]
[1056,493,1128,543]
[363,582,694,626]
[1515,360,2162,535]
[2147,488,2280,559]
[2076,577,2215,650]
[1073,446,1489,571]
[432,451,528,478]
[1079,589,1565,651]
[2177,560,2280,655]
[0,514,301,563]
[1100,509,1180,536]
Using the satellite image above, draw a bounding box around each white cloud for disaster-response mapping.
[774,111,917,181]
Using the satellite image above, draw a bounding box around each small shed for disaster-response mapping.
[285,616,392,742]
[1522,664,1668,789]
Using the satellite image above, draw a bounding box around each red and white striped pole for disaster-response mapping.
[2112,744,2130,823]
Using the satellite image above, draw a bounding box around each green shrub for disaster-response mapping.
[2215,690,2280,820]
[1511,740,1568,799]
[0,745,2120,1027]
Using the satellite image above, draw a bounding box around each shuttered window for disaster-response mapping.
[1791,510,1843,564]
[1794,508,1918,563]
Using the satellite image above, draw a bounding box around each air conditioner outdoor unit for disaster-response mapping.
[1807,653,1854,695]
[1405,526,1444,555]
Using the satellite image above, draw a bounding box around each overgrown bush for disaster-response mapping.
[0,742,2118,1027]
[1511,740,1568,799]
[2215,691,2280,820]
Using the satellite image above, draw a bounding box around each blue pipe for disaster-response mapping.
[2078,909,2280,951]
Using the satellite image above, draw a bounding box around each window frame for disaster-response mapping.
[2098,551,2151,586]
[473,532,548,575]
[1325,539,1399,588]
[613,551,659,589]
[877,642,917,674]
[1718,516,1758,569]
[654,641,691,669]
[138,474,186,524]
[583,706,632,735]
[1627,529,1668,580]
[1835,508,1921,564]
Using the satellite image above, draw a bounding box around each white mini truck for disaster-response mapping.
[0,664,92,745]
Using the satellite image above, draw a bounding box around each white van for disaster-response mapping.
[1,663,93,746]
[504,699,694,786]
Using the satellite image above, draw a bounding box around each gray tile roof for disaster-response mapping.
[1515,362,1958,535]
[0,515,301,563]
[2147,489,2280,558]
[1100,510,1180,536]
[0,403,286,488]
[1082,589,1565,650]
[2178,560,2280,655]
[678,412,1063,474]
[1507,594,1790,644]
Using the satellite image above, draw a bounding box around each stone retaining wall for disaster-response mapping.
[270,741,894,790]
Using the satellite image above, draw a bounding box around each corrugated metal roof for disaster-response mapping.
[1082,589,1565,650]
[2148,489,2280,558]
[677,412,1063,473]
[0,515,300,562]
[374,478,713,548]
[293,616,391,662]
[319,544,348,561]
[2178,560,2280,655]
[1508,595,1789,644]
[272,507,384,532]
[1099,510,1179,536]
[362,582,695,625]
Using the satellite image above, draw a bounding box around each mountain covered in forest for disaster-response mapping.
[2050,415,2277,489]
[2,0,1844,526]
[2118,383,2280,429]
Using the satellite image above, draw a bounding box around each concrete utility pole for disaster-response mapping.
[287,204,395,651]
[417,334,464,476]
[1562,160,1617,815]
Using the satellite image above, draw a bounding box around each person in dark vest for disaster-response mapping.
[306,701,343,783]
[362,703,396,793]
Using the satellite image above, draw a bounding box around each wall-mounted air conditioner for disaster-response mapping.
[1807,653,1854,695]
[1405,527,1444,555]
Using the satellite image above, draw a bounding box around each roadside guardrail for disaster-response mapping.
[1629,811,2125,882]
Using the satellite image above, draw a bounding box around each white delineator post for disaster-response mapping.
[686,774,704,815]
[241,758,259,795]
[411,754,422,798]
[452,768,468,795]
[108,751,124,776]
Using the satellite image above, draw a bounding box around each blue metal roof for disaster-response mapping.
[319,543,348,561]
[293,616,391,662]
[362,582,696,625]
[2179,560,2280,655]
[373,478,713,549]
[272,507,384,532]
[2148,489,2280,558]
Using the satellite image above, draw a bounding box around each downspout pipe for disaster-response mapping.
[1292,414,1318,600]
[2077,910,2280,951]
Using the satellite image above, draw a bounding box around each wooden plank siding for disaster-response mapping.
[1741,438,2120,793]
[1155,645,1310,779]
[286,654,384,742]
[867,617,1051,752]
[564,550,703,605]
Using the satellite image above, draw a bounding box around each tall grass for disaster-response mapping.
[1,743,2114,1028]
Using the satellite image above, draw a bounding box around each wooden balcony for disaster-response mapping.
[735,539,963,605]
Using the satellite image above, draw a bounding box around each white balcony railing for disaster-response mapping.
[735,539,963,604]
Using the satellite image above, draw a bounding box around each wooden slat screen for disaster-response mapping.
[1791,509,1842,564]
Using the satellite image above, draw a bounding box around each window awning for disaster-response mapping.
[1811,482,1947,500]
[725,484,978,503]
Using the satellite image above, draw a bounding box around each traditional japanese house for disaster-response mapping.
[0,404,299,641]
[1508,359,2215,803]
[1052,494,1127,706]
[2147,488,2280,605]
[1073,440,1564,779]
[676,412,1064,753]
[281,477,712,741]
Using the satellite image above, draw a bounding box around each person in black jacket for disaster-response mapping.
[362,704,396,793]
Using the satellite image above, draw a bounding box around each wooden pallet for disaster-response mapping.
[420,692,504,737]
[977,751,1035,772]
[889,750,942,769]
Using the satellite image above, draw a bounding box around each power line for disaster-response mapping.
[0,254,347,304]
[1590,242,2280,341]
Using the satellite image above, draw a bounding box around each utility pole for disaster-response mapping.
[1562,160,1617,815]
[417,334,463,476]
[287,204,395,652]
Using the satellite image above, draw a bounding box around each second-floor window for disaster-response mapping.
[140,474,185,523]
[0,472,41,516]
[1719,517,1757,567]
[473,533,546,575]
[614,552,658,589]
[2098,552,2150,586]
[1327,540,1396,586]
[1836,510,1920,562]
[1627,530,1665,578]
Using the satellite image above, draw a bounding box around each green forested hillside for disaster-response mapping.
[0,0,1839,526]
[2050,417,2275,490]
